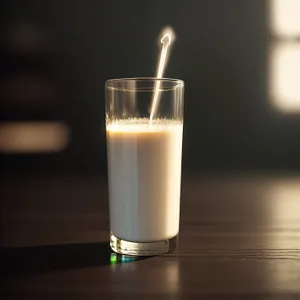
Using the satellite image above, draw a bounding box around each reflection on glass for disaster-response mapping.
[0,122,69,153]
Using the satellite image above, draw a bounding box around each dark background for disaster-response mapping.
[1,2,300,296]
[1,0,300,176]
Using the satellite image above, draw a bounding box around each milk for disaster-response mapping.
[106,119,183,242]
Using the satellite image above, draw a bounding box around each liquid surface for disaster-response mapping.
[107,119,183,242]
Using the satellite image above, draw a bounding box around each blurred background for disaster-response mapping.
[1,0,300,176]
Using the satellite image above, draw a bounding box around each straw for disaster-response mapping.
[149,28,174,122]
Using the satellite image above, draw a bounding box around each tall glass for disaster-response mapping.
[105,77,184,256]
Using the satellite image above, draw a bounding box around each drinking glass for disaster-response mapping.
[105,77,184,256]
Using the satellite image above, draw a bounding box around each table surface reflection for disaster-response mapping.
[1,173,300,299]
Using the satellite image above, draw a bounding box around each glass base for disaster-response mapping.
[110,232,178,256]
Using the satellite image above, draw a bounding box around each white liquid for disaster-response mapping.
[107,119,183,242]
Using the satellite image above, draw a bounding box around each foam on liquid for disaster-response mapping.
[107,118,183,242]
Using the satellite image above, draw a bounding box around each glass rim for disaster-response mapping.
[105,77,184,91]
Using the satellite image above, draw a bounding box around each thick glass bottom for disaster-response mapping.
[110,232,178,256]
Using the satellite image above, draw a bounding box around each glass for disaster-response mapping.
[105,77,184,256]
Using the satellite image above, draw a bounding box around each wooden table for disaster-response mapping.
[1,174,300,299]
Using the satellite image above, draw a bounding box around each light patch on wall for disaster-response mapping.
[0,122,69,153]
[270,43,300,112]
[271,0,300,38]
[269,0,300,113]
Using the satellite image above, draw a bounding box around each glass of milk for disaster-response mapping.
[105,77,184,256]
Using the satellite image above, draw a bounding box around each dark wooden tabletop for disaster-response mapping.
[1,173,300,299]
